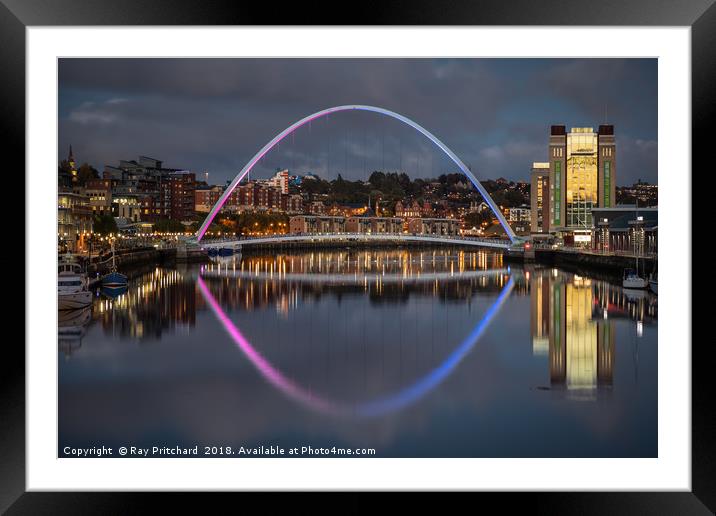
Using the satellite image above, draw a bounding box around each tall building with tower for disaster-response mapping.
[530,162,550,234]
[548,125,616,244]
[59,145,79,187]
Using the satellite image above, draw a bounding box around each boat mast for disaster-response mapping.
[635,199,639,275]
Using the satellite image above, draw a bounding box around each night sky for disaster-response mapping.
[58,58,657,186]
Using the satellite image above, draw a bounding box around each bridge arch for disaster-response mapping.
[197,274,514,418]
[196,105,517,243]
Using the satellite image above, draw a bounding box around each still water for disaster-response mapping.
[59,248,657,457]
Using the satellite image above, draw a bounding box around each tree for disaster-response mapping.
[368,171,385,187]
[154,218,186,233]
[463,211,492,229]
[77,163,100,185]
[58,159,73,175]
[58,159,74,187]
[93,213,118,235]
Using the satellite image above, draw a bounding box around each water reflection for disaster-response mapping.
[59,248,657,457]
[58,306,92,357]
[532,267,656,396]
[76,251,657,395]
[92,267,198,339]
[197,273,515,418]
[201,250,515,317]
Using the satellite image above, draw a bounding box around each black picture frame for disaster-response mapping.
[4,1,711,512]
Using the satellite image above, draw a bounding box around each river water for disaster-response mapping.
[58,248,657,457]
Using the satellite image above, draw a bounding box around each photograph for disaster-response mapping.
[56,57,659,459]
[5,7,709,509]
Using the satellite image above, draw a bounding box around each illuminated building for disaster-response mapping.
[102,156,195,222]
[160,171,196,221]
[370,217,403,234]
[617,180,658,206]
[290,215,346,234]
[394,200,434,218]
[58,190,92,252]
[112,194,142,222]
[194,185,223,213]
[81,179,113,216]
[508,206,531,223]
[345,216,402,234]
[590,206,657,254]
[268,169,290,194]
[280,194,304,214]
[530,162,550,233]
[406,218,460,236]
[549,125,616,245]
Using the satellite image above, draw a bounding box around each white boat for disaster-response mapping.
[623,269,648,289]
[58,254,92,310]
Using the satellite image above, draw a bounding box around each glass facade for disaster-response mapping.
[566,129,598,228]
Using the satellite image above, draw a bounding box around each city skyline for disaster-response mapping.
[59,58,658,186]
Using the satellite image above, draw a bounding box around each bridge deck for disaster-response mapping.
[198,233,512,249]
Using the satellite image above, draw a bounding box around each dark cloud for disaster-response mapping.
[59,58,657,186]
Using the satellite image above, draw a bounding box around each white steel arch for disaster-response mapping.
[196,105,517,243]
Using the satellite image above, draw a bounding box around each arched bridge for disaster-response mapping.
[198,233,512,250]
[196,105,520,245]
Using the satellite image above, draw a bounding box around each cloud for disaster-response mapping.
[58,58,657,185]
[617,137,658,185]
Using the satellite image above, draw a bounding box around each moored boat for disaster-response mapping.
[58,254,92,310]
[623,268,648,289]
[101,284,128,299]
[100,242,128,288]
[101,270,128,288]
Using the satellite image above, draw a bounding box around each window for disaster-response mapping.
[604,161,611,206]
[553,161,561,225]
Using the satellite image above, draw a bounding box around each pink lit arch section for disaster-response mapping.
[197,274,515,418]
[195,105,517,242]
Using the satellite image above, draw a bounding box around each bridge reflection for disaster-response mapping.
[214,248,504,275]
[200,249,512,314]
[67,251,658,412]
[196,273,515,417]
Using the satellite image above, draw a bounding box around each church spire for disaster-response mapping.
[68,144,74,162]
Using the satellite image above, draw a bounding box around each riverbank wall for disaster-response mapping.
[86,246,208,275]
[533,249,657,279]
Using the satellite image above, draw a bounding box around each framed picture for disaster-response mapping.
[7,0,711,512]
